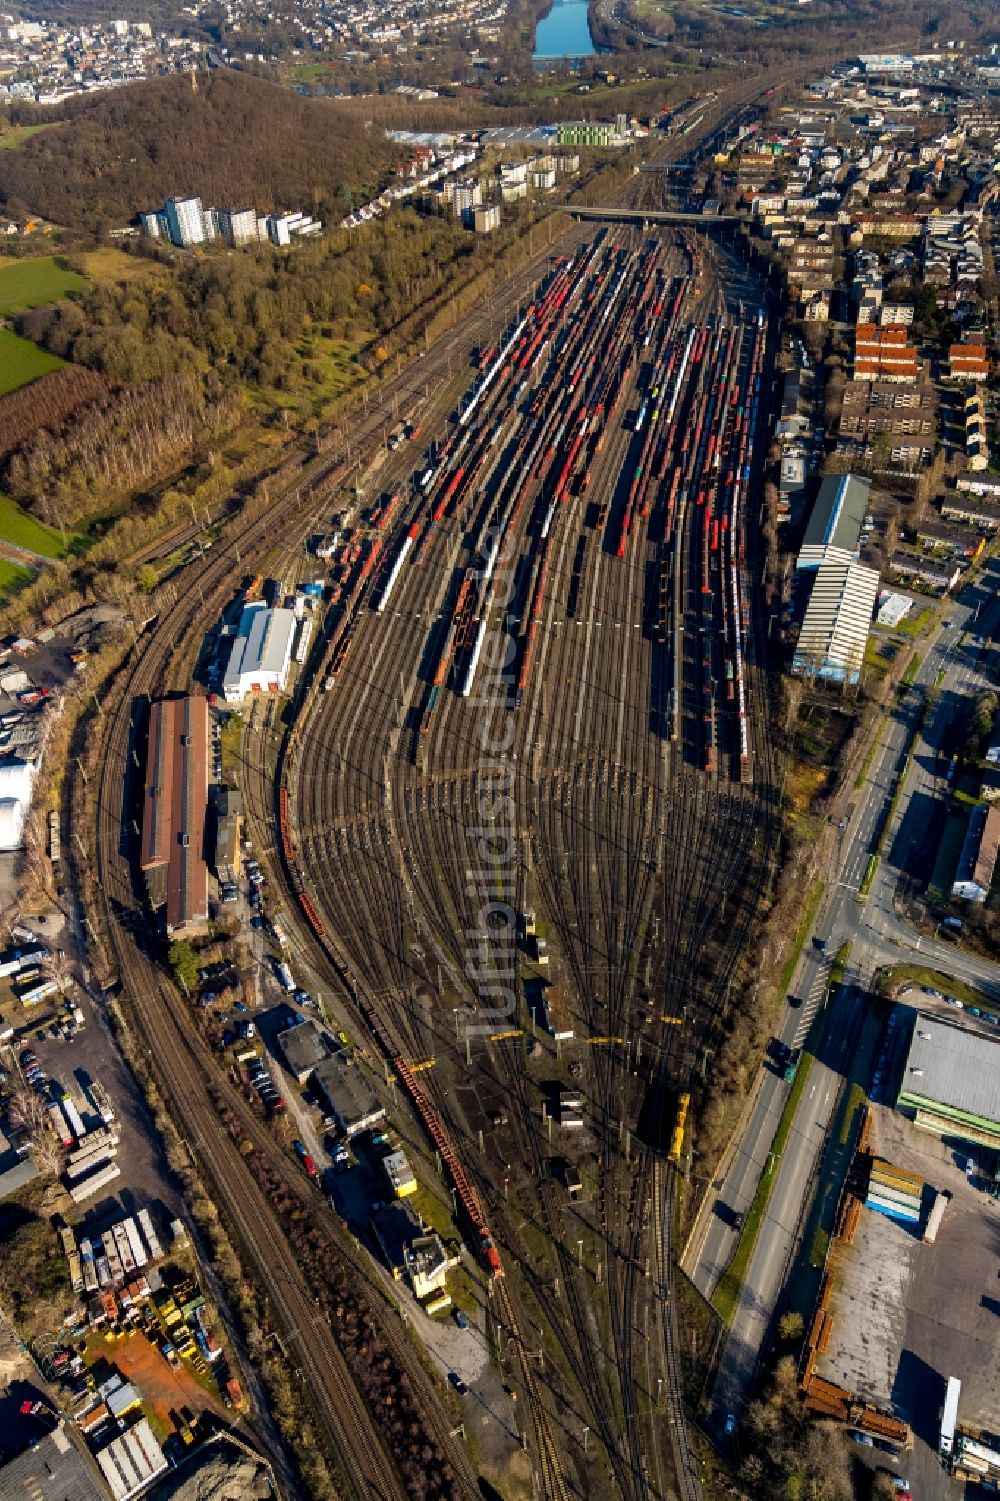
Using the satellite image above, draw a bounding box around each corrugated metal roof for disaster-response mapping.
[900,1013,1000,1128]
[95,1418,167,1501]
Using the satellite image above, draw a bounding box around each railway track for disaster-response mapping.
[80,60,797,1501]
[85,401,491,1500]
[277,223,781,1501]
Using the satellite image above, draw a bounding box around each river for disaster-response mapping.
[533,0,596,59]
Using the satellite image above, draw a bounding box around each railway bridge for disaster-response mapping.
[569,204,746,226]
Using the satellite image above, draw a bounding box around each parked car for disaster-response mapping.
[447,1372,468,1396]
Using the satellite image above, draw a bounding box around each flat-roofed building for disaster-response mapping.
[313,1052,385,1138]
[212,786,242,878]
[370,1201,421,1277]
[222,603,296,702]
[0,1421,105,1501]
[897,1011,1000,1149]
[139,696,209,936]
[277,1019,327,1084]
[382,1148,417,1198]
[952,805,1000,903]
[404,1232,457,1298]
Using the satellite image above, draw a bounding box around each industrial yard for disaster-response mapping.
[59,184,785,1497]
[247,223,780,1498]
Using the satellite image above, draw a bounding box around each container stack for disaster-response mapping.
[865,1157,922,1226]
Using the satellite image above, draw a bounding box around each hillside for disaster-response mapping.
[0,70,400,232]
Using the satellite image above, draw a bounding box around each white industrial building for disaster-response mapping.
[222,603,296,702]
[0,759,36,851]
[792,559,880,684]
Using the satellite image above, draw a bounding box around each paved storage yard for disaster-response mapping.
[817,1105,1000,1499]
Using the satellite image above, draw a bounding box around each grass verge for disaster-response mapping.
[854,734,879,791]
[0,557,33,600]
[858,854,878,899]
[773,879,825,1005]
[711,1053,815,1326]
[901,651,921,688]
[876,963,997,1016]
[828,940,851,993]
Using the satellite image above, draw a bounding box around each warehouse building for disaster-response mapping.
[792,559,880,684]
[951,805,1000,903]
[222,602,296,702]
[896,1013,1000,1150]
[313,1052,385,1138]
[95,1417,168,1500]
[139,695,209,936]
[277,1019,327,1084]
[0,1420,106,1501]
[0,757,36,851]
[796,473,871,573]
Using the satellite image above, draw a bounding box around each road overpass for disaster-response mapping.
[568,204,745,226]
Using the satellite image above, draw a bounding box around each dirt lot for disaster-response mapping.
[86,1330,228,1446]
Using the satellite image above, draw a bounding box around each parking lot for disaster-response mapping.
[10,966,184,1232]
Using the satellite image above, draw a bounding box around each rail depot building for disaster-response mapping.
[896,1014,1000,1150]
[221,601,296,702]
[139,694,210,936]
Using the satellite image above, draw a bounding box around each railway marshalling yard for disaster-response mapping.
[96,216,782,1501]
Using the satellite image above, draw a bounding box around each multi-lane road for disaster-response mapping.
[687,555,1000,1430]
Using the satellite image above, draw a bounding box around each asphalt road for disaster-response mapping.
[686,557,1000,1432]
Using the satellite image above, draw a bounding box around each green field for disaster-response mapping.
[0,327,63,396]
[0,493,69,558]
[0,557,33,600]
[0,122,57,151]
[0,255,85,315]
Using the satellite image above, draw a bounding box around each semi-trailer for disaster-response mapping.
[124,1217,148,1269]
[90,1082,116,1125]
[69,1161,121,1204]
[47,1102,74,1148]
[60,1093,87,1140]
[138,1207,162,1261]
[65,1148,118,1181]
[113,1222,136,1276]
[940,1376,961,1456]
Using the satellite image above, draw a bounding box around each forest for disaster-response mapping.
[2,209,479,526]
[2,373,240,527]
[18,209,476,386]
[0,70,402,233]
